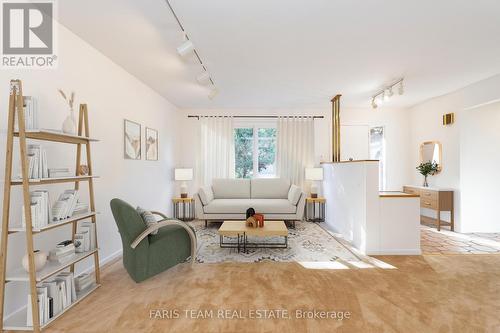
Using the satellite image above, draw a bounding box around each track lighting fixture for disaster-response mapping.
[167,0,218,99]
[176,40,194,57]
[371,78,404,109]
[196,71,211,85]
[208,86,218,100]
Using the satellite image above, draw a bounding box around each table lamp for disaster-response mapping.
[305,168,323,198]
[175,168,193,198]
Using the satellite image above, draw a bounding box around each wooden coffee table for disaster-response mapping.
[218,220,288,253]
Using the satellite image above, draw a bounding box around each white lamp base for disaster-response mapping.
[310,183,318,198]
[180,182,188,198]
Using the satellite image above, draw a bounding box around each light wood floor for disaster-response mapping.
[17,254,500,333]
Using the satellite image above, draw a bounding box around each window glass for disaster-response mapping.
[234,128,254,178]
[257,128,276,177]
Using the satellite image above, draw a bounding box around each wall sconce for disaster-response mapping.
[443,113,455,126]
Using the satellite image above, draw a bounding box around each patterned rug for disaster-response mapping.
[188,220,360,263]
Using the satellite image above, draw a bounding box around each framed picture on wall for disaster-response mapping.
[124,119,141,160]
[145,127,158,161]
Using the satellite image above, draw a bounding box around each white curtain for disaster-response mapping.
[276,116,315,188]
[197,116,235,186]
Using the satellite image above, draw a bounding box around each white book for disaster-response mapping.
[51,200,67,221]
[74,234,85,253]
[42,150,48,178]
[27,145,41,179]
[58,272,76,302]
[26,291,44,326]
[80,222,96,250]
[41,281,59,317]
[54,275,71,307]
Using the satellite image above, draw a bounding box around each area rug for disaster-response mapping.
[188,220,360,263]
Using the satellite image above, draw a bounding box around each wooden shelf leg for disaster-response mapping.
[0,84,17,332]
[82,105,101,284]
[16,83,41,332]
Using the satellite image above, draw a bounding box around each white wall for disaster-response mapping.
[0,23,181,317]
[460,101,500,232]
[409,74,500,232]
[179,106,411,193]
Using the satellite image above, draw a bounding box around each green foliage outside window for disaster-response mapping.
[234,127,276,178]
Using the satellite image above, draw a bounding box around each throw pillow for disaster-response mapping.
[199,186,214,205]
[136,207,158,235]
[287,185,302,206]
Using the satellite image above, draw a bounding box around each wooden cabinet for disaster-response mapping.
[403,186,454,231]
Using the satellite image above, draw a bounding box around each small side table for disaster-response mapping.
[305,197,326,222]
[172,197,195,222]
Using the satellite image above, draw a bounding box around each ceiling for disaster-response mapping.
[58,0,500,109]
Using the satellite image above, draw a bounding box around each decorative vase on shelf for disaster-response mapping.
[62,108,77,134]
[423,175,429,187]
[22,250,47,272]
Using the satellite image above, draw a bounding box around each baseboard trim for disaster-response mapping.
[367,249,422,255]
[3,248,123,322]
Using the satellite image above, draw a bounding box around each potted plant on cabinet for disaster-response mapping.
[416,161,439,187]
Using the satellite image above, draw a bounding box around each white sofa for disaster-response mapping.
[195,178,306,227]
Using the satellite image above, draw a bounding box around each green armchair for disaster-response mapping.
[110,198,196,283]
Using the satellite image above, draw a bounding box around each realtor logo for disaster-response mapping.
[1,0,57,68]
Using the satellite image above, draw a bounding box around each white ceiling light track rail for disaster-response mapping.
[165,0,218,99]
[371,78,404,109]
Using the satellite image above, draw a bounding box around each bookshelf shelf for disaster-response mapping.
[11,175,99,186]
[3,283,100,331]
[6,249,98,282]
[0,80,102,332]
[13,129,99,144]
[8,212,98,234]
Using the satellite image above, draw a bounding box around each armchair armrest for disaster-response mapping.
[130,219,197,265]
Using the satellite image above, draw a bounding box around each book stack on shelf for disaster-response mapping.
[73,202,89,216]
[26,144,48,179]
[74,273,94,292]
[27,272,76,326]
[75,222,95,253]
[48,241,76,264]
[14,96,38,131]
[52,190,79,221]
[48,168,71,178]
[22,191,51,229]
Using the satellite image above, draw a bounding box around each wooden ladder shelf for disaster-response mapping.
[0,80,101,332]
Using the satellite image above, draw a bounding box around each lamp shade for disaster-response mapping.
[305,168,323,181]
[175,168,193,181]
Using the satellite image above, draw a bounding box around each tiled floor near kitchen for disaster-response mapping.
[421,225,500,254]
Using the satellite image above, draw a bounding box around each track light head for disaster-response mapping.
[386,87,394,98]
[196,71,211,85]
[208,86,218,100]
[398,81,404,95]
[371,98,378,109]
[177,40,194,57]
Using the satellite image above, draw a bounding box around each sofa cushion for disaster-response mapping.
[251,178,290,199]
[198,186,214,205]
[203,199,296,214]
[212,179,250,199]
[287,185,302,206]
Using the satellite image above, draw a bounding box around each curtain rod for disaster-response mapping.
[187,115,325,119]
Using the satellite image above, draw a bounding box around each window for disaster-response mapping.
[369,126,386,190]
[234,126,277,178]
